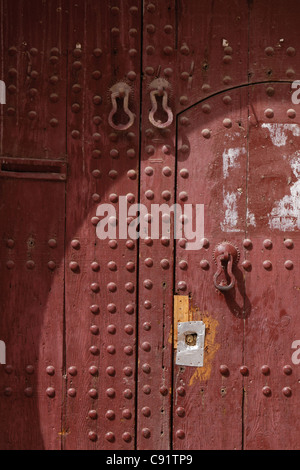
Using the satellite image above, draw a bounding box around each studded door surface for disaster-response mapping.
[170,1,300,450]
[0,0,67,449]
[1,0,300,451]
[174,83,300,450]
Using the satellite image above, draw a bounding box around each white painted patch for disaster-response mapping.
[224,132,242,141]
[221,191,241,232]
[247,209,256,227]
[222,147,246,179]
[269,151,300,230]
[262,123,300,147]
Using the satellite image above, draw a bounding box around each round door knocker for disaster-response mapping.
[148,78,173,129]
[108,82,135,131]
[213,242,240,292]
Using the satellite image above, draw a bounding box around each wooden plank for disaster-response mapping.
[244,83,300,450]
[0,0,67,449]
[1,0,67,160]
[137,0,176,450]
[0,179,65,449]
[173,87,248,450]
[64,0,141,450]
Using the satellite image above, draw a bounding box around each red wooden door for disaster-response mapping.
[173,83,300,450]
[0,0,67,449]
[1,0,300,451]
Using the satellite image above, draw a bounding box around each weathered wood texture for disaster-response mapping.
[0,0,67,449]
[1,0,300,450]
[64,0,141,450]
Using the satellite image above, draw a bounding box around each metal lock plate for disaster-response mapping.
[176,321,206,367]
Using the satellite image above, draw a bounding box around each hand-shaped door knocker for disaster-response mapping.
[149,78,173,129]
[108,82,135,131]
[213,242,240,292]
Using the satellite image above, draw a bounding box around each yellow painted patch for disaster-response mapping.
[189,307,220,385]
[173,295,189,348]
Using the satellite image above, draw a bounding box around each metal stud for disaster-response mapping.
[223,55,232,64]
[68,388,76,398]
[261,365,270,375]
[90,283,100,293]
[90,325,99,335]
[180,168,189,179]
[200,260,209,270]
[285,260,293,270]
[262,386,271,397]
[141,342,151,352]
[202,129,211,139]
[146,24,156,34]
[88,410,98,420]
[90,304,100,314]
[88,388,98,399]
[142,385,151,395]
[142,363,151,374]
[106,388,116,398]
[177,281,187,291]
[263,239,272,249]
[265,46,274,56]
[176,430,185,439]
[264,108,274,118]
[4,388,12,397]
[176,407,185,417]
[46,366,55,376]
[89,366,98,376]
[88,431,98,442]
[243,239,252,249]
[177,386,185,397]
[286,68,295,78]
[263,260,272,270]
[142,428,151,438]
[123,367,133,377]
[106,410,115,420]
[282,387,292,397]
[179,95,189,105]
[68,366,77,376]
[46,387,55,398]
[107,345,116,355]
[223,95,232,105]
[239,366,249,376]
[89,346,100,356]
[124,346,133,356]
[122,432,132,443]
[283,365,292,375]
[26,365,34,375]
[105,432,115,442]
[123,389,133,399]
[142,407,151,417]
[223,118,232,128]
[286,47,296,56]
[287,109,296,119]
[242,260,251,271]
[219,365,229,376]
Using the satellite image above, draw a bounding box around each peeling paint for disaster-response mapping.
[262,123,300,147]
[189,311,220,385]
[221,191,241,232]
[269,151,300,230]
[222,147,246,179]
[247,208,256,227]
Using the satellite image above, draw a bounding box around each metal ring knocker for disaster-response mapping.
[149,78,173,129]
[213,242,239,292]
[108,82,135,131]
